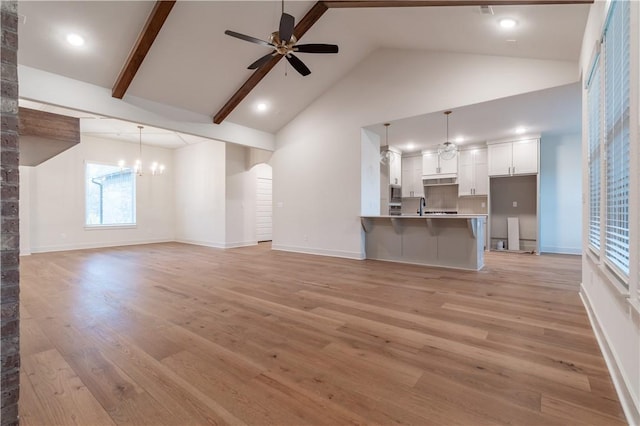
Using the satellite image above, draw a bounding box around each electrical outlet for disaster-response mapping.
[513,201,518,207]
[481,202,486,208]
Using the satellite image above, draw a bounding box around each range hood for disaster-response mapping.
[422,175,457,186]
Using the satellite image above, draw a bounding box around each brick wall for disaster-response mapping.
[0,1,19,425]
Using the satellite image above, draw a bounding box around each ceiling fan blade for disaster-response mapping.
[286,54,311,77]
[248,52,277,70]
[279,13,295,43]
[294,44,339,54]
[224,30,273,48]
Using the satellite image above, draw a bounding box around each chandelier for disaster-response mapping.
[118,125,165,176]
[438,111,457,160]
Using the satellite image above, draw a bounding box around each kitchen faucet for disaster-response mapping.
[418,197,426,216]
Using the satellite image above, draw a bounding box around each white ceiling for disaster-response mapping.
[17,1,590,135]
[367,81,582,154]
[19,99,215,149]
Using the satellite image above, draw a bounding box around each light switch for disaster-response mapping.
[481,202,486,208]
[512,201,518,207]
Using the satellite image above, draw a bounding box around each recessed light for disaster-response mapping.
[66,33,85,47]
[454,136,464,143]
[515,126,526,134]
[407,142,415,150]
[499,18,517,29]
[256,102,268,112]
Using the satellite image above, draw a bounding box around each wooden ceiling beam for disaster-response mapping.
[213,0,592,124]
[213,1,329,124]
[324,0,592,7]
[112,0,176,99]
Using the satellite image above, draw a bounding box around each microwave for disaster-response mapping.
[389,185,402,203]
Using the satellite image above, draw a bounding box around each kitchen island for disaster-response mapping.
[361,214,487,270]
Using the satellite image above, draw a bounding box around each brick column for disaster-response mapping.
[0,1,19,425]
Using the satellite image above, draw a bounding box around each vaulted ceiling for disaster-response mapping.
[17,1,591,138]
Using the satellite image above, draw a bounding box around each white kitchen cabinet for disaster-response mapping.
[488,139,538,177]
[401,155,424,198]
[422,151,458,177]
[458,148,488,196]
[389,151,402,185]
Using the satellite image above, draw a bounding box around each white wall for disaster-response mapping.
[225,144,257,248]
[580,2,640,424]
[273,48,579,259]
[18,166,33,255]
[174,140,226,247]
[539,132,582,254]
[361,128,380,218]
[24,135,174,253]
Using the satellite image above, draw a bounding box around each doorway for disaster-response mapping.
[256,175,272,242]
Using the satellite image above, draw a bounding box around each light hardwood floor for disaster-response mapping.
[19,242,626,425]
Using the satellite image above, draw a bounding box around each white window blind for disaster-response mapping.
[587,57,601,251]
[603,0,630,277]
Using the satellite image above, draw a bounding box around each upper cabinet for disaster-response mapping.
[422,151,458,178]
[458,148,488,196]
[487,138,538,177]
[389,151,402,185]
[401,155,424,198]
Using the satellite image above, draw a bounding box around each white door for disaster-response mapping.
[474,148,489,195]
[439,153,458,175]
[457,150,474,196]
[488,143,512,176]
[511,139,538,175]
[422,153,439,176]
[256,177,272,242]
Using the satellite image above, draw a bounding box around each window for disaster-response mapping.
[603,0,630,277]
[587,55,601,251]
[85,162,136,226]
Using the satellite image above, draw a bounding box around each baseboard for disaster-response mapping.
[580,284,640,426]
[174,239,226,249]
[271,244,365,260]
[224,241,258,249]
[540,246,582,255]
[30,238,174,253]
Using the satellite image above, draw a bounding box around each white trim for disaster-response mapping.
[174,239,226,249]
[224,241,258,249]
[539,246,582,255]
[30,238,173,253]
[271,244,364,260]
[580,285,640,426]
[84,225,137,231]
[587,250,631,297]
[486,134,541,145]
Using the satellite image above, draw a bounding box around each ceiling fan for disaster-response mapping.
[224,1,338,77]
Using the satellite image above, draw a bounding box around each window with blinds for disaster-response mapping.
[587,57,601,251]
[603,0,630,277]
[86,162,136,226]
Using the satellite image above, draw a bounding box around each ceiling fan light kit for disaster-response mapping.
[224,2,338,77]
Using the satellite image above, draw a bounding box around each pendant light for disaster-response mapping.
[439,111,457,160]
[380,122,394,165]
